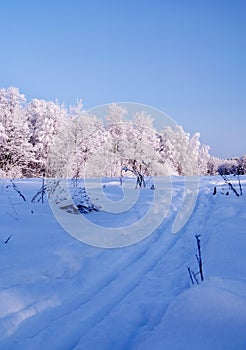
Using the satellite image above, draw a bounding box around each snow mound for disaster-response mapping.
[141,279,246,350]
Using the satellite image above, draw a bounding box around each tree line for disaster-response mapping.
[0,87,245,178]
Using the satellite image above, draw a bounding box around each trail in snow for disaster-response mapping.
[138,177,246,350]
[0,178,183,349]
[0,176,246,350]
[73,179,214,350]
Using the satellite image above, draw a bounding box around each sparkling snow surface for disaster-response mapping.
[0,176,246,350]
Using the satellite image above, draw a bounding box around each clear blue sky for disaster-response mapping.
[1,0,245,158]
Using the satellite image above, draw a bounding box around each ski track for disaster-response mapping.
[0,178,218,350]
[131,186,215,350]
[62,184,209,349]
[0,182,181,349]
[74,181,215,350]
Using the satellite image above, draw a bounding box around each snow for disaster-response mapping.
[0,176,246,349]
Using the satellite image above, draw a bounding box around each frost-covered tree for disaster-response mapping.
[238,155,246,175]
[188,132,210,175]
[198,144,211,175]
[187,132,201,175]
[125,111,161,176]
[217,158,239,175]
[66,101,103,178]
[0,87,33,177]
[209,156,246,176]
[158,127,210,176]
[0,121,7,143]
[25,98,67,176]
[207,156,221,175]
[101,103,129,177]
[47,100,104,178]
[159,126,191,175]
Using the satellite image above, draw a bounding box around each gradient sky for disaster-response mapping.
[0,0,245,158]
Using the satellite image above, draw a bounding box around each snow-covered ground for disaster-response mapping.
[0,176,246,350]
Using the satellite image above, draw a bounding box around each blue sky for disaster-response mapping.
[0,0,245,158]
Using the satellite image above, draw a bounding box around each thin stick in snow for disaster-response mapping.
[195,234,204,282]
[220,173,240,197]
[10,179,26,201]
[4,235,12,244]
[237,174,243,196]
[187,266,194,285]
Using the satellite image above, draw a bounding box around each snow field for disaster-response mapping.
[0,176,246,349]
